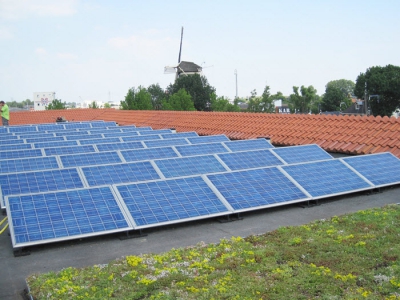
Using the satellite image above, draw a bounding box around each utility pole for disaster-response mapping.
[234,69,238,99]
[364,81,368,115]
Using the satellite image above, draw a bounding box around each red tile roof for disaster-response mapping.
[9,109,400,158]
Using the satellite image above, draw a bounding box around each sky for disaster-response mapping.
[1,0,399,105]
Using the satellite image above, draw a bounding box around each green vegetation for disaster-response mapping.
[46,99,66,110]
[26,205,400,299]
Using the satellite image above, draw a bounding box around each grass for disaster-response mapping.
[26,204,400,299]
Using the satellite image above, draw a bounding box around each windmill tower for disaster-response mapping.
[164,27,202,80]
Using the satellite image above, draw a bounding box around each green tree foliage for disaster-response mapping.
[354,65,400,117]
[321,79,354,111]
[103,103,111,108]
[288,86,319,113]
[247,86,286,113]
[120,86,153,110]
[46,99,66,110]
[147,84,166,110]
[210,93,240,112]
[161,88,195,111]
[6,99,33,108]
[88,101,99,109]
[167,74,215,111]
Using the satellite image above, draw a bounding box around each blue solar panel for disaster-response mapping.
[6,186,132,248]
[175,143,229,156]
[223,138,274,152]
[33,140,78,149]
[0,157,59,174]
[18,133,55,139]
[160,132,199,139]
[187,135,230,144]
[139,129,172,135]
[79,137,121,145]
[8,126,37,133]
[60,151,122,167]
[88,129,122,134]
[128,126,152,131]
[25,136,65,144]
[0,127,8,133]
[281,160,373,198]
[64,123,92,129]
[37,124,63,131]
[120,126,140,132]
[115,177,231,228]
[0,149,43,160]
[217,149,283,171]
[55,131,90,136]
[82,162,160,186]
[121,147,179,162]
[0,143,32,151]
[91,121,117,127]
[207,167,310,212]
[44,145,96,156]
[96,141,144,152]
[272,144,333,164]
[122,135,161,142]
[155,155,227,178]
[341,152,400,187]
[103,132,139,138]
[144,138,189,148]
[0,135,19,140]
[0,139,25,145]
[65,134,103,140]
[0,168,84,208]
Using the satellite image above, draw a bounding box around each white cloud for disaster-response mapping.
[35,47,47,55]
[0,0,77,20]
[57,52,77,60]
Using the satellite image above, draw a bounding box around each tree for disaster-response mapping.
[354,65,400,117]
[210,93,240,112]
[88,101,99,109]
[120,86,153,110]
[167,74,215,111]
[288,85,319,113]
[161,88,195,111]
[321,79,354,112]
[147,84,166,110]
[46,99,66,110]
[103,103,111,108]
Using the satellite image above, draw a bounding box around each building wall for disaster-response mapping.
[33,92,56,111]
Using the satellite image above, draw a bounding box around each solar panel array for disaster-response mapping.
[1,121,399,250]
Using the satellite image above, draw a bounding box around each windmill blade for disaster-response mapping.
[178,26,183,64]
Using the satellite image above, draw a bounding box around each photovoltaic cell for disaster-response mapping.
[223,138,274,152]
[122,135,161,142]
[82,161,160,186]
[0,156,59,174]
[0,127,8,133]
[128,126,152,131]
[0,143,32,151]
[103,132,139,138]
[187,135,230,144]
[281,160,373,198]
[44,145,96,156]
[65,134,103,140]
[272,144,333,164]
[175,143,229,156]
[88,128,122,134]
[160,132,199,139]
[37,124,63,131]
[9,126,37,133]
[64,123,92,129]
[60,151,122,167]
[121,147,179,162]
[119,126,138,131]
[154,155,227,178]
[115,176,230,228]
[144,138,189,148]
[79,137,122,145]
[139,129,172,135]
[0,168,84,208]
[207,167,310,212]
[0,149,43,160]
[217,149,283,171]
[33,140,78,149]
[18,133,55,139]
[0,135,19,140]
[341,152,400,187]
[55,131,90,136]
[25,136,65,144]
[91,121,117,127]
[0,139,25,145]
[7,186,132,248]
[96,141,144,152]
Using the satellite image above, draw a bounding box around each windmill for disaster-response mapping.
[164,27,203,80]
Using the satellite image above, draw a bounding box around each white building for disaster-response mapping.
[33,92,56,110]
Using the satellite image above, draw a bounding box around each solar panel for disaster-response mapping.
[96,141,144,152]
[65,134,103,140]
[217,149,284,171]
[81,161,161,186]
[206,167,310,212]
[223,138,274,152]
[60,151,122,167]
[37,124,63,131]
[90,121,117,127]
[121,147,179,162]
[175,142,230,156]
[0,149,43,160]
[79,137,122,145]
[139,129,172,135]
[8,126,37,133]
[88,128,122,134]
[103,132,139,138]
[114,176,231,229]
[144,138,189,148]
[0,139,25,145]
[25,136,65,144]
[0,135,19,140]
[187,135,230,144]
[0,168,85,208]
[0,127,8,133]
[341,152,400,187]
[64,123,92,129]
[154,155,227,178]
[120,126,142,132]
[122,135,161,142]
[0,156,60,174]
[6,186,132,248]
[0,143,33,151]
[44,145,96,156]
[18,133,55,139]
[33,140,79,149]
[160,132,199,139]
[128,126,152,131]
[281,160,373,199]
[55,131,90,136]
[272,144,333,164]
